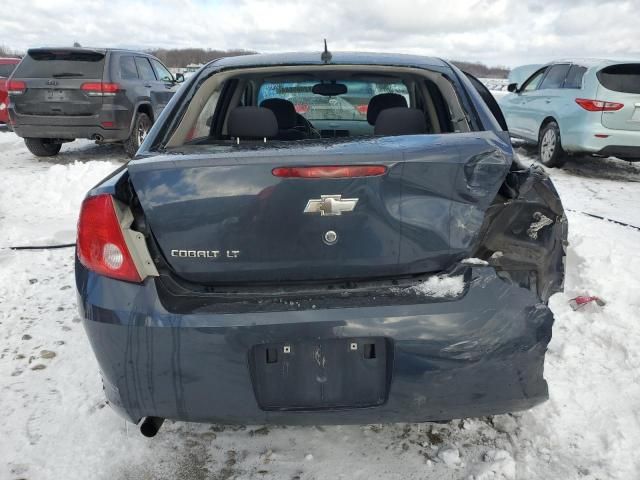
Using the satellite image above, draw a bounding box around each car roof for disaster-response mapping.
[548,58,640,69]
[209,51,449,70]
[26,47,154,56]
[0,57,20,64]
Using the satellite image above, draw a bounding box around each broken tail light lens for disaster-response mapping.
[272,165,387,178]
[575,98,624,111]
[77,194,141,282]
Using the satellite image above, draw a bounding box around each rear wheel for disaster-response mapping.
[24,138,62,157]
[538,121,566,168]
[123,112,152,158]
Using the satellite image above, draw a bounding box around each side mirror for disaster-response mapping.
[175,73,185,83]
[507,83,519,93]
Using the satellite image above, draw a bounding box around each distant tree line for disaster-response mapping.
[0,45,22,58]
[146,48,256,68]
[450,60,509,79]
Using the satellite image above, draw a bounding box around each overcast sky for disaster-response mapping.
[2,0,639,67]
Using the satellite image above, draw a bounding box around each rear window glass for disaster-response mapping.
[13,50,105,78]
[119,56,138,80]
[257,80,410,121]
[597,64,640,94]
[563,65,587,89]
[539,64,570,90]
[0,63,18,78]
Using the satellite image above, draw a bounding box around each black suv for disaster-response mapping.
[7,47,183,157]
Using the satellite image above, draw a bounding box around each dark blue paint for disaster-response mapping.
[128,133,512,284]
[77,262,552,424]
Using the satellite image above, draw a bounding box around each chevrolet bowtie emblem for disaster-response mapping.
[304,195,358,216]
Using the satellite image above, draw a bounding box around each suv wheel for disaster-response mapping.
[124,112,152,158]
[24,138,62,157]
[538,121,566,168]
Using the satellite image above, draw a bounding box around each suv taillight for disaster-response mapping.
[80,82,120,96]
[77,195,141,282]
[7,80,26,95]
[575,98,624,112]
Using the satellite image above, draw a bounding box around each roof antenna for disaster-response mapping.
[321,39,332,64]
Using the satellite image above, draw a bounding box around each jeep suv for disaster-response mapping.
[7,48,182,157]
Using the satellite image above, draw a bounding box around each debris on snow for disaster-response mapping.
[568,295,606,311]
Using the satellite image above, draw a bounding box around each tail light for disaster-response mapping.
[355,104,368,115]
[272,165,387,178]
[77,195,141,282]
[7,80,26,95]
[575,98,624,111]
[81,82,121,96]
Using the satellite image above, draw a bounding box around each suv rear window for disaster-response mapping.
[13,50,105,79]
[597,64,640,94]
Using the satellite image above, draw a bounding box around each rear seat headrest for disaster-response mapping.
[260,98,297,130]
[374,107,428,136]
[367,93,408,125]
[227,106,278,139]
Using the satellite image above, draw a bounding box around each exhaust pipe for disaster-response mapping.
[139,416,164,437]
[92,133,104,142]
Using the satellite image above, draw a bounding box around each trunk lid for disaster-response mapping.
[597,63,640,132]
[11,48,106,117]
[128,134,511,284]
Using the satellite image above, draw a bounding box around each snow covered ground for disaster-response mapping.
[1,130,640,479]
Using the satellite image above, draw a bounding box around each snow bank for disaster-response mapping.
[0,134,120,246]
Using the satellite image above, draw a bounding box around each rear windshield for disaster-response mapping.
[13,50,105,79]
[165,67,471,150]
[597,64,640,94]
[0,63,18,78]
[258,80,410,122]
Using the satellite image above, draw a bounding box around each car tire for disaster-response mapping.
[123,112,152,158]
[538,121,566,168]
[24,138,62,157]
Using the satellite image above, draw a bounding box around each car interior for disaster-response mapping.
[165,66,471,148]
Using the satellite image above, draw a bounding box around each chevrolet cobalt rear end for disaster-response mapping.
[76,52,566,436]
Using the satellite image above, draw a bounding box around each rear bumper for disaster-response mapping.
[77,264,553,425]
[563,123,640,158]
[7,104,132,141]
[594,145,640,160]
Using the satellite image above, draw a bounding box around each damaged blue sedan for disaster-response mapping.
[75,51,567,437]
